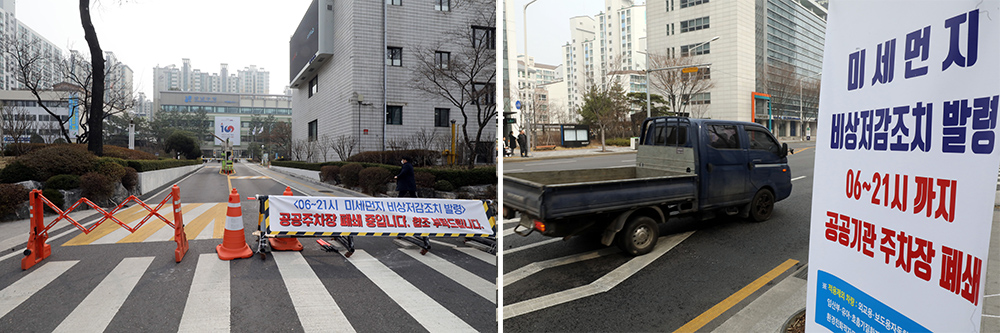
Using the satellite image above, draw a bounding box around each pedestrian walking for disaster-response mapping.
[517,130,528,157]
[394,156,417,197]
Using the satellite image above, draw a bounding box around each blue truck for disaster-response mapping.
[503,117,793,255]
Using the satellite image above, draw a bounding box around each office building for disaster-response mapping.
[156,90,291,157]
[646,0,827,138]
[289,0,496,162]
[154,60,272,117]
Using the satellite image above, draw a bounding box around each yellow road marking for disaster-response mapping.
[227,174,233,192]
[117,203,204,243]
[792,147,814,154]
[61,205,149,246]
[212,204,228,238]
[182,203,225,240]
[673,259,799,333]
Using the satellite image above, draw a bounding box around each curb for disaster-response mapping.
[502,150,637,163]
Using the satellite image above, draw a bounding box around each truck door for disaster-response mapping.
[702,123,749,207]
[746,126,792,199]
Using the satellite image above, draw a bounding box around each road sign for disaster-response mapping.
[681,67,699,73]
[515,101,521,109]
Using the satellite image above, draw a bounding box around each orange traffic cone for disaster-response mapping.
[217,188,253,260]
[269,186,303,251]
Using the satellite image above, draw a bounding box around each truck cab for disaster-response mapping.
[641,117,792,220]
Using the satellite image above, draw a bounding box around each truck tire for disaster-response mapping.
[616,216,659,256]
[749,188,775,222]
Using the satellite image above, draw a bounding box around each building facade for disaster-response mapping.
[646,0,827,139]
[0,89,74,144]
[290,0,496,162]
[156,90,291,157]
[154,60,274,118]
[561,0,647,114]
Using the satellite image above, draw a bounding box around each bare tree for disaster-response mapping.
[0,37,77,143]
[291,139,305,161]
[411,0,495,167]
[410,128,440,150]
[386,137,411,150]
[647,53,715,118]
[330,134,358,161]
[318,134,333,162]
[0,103,36,154]
[578,56,632,151]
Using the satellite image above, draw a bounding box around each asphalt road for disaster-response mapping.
[501,142,816,332]
[0,161,498,332]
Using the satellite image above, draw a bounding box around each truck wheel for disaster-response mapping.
[749,189,775,222]
[616,216,659,256]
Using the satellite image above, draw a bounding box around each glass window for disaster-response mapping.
[387,47,402,67]
[747,127,780,154]
[434,108,450,127]
[435,0,449,11]
[708,124,740,149]
[387,0,400,5]
[308,120,318,142]
[472,26,495,49]
[386,105,402,125]
[308,75,318,97]
[435,51,450,69]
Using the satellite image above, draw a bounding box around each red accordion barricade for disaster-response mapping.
[21,184,189,270]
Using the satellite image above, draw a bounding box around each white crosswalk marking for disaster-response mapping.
[398,248,496,303]
[0,260,78,318]
[53,257,154,333]
[428,239,496,265]
[348,250,477,332]
[273,252,356,333]
[178,253,230,332]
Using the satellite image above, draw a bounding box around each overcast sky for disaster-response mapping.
[513,0,643,66]
[16,0,314,98]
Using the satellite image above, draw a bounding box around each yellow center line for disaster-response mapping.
[792,147,814,154]
[227,173,233,192]
[673,259,799,333]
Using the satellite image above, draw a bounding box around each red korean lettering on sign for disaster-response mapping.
[824,211,876,258]
[940,245,983,305]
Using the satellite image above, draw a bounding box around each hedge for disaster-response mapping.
[126,159,201,172]
[272,161,496,188]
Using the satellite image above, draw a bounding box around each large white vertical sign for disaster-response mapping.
[214,116,241,146]
[808,1,1000,332]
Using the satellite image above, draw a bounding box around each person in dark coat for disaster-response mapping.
[394,156,417,197]
[517,130,528,157]
[508,131,517,151]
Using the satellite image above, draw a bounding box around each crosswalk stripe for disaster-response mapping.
[178,253,230,332]
[348,250,477,332]
[88,206,157,245]
[428,240,496,266]
[188,203,226,240]
[0,260,78,318]
[118,203,207,243]
[52,257,154,333]
[398,248,496,304]
[146,203,217,242]
[273,252,356,333]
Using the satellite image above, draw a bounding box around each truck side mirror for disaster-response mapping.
[780,143,789,158]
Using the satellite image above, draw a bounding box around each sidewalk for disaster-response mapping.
[503,145,636,162]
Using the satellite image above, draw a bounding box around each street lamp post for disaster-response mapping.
[523,0,538,157]
[799,72,822,141]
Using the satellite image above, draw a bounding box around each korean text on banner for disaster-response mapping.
[265,196,493,236]
[806,1,1000,332]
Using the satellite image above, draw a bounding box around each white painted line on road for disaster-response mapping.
[525,160,576,166]
[504,238,562,255]
[503,228,516,236]
[502,218,519,225]
[398,248,497,304]
[348,250,476,332]
[792,176,807,182]
[0,215,104,263]
[505,168,524,172]
[53,257,154,333]
[503,247,621,287]
[0,260,78,318]
[621,159,635,163]
[178,253,230,333]
[503,231,694,320]
[273,252,355,333]
[428,239,496,265]
[246,164,310,196]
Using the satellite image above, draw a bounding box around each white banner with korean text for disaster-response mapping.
[266,196,494,236]
[807,1,1000,332]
